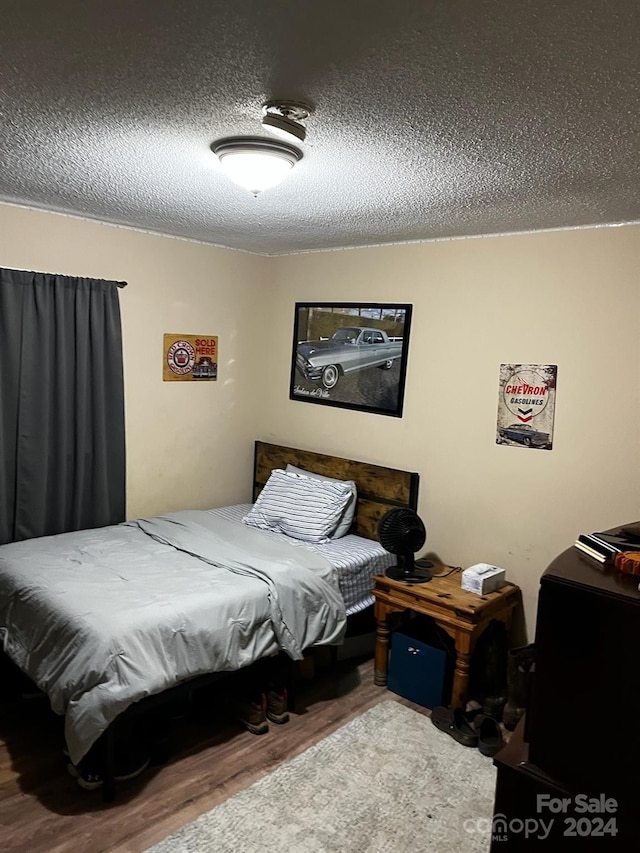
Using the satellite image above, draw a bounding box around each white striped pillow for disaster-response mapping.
[285,464,357,539]
[242,468,353,543]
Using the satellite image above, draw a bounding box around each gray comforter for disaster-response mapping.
[0,510,346,764]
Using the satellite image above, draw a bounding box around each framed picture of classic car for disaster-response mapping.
[289,302,413,417]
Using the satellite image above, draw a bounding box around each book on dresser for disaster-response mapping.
[574,536,609,563]
[574,528,640,563]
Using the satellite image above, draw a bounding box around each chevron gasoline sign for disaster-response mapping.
[496,364,557,450]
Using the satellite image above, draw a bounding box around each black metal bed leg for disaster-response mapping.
[102,725,116,803]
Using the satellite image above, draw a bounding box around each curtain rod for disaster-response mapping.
[0,266,127,287]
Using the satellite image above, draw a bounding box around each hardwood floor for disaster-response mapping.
[0,656,422,853]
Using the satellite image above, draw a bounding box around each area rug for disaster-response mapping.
[147,701,496,853]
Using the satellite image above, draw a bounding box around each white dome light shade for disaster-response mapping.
[211,137,302,195]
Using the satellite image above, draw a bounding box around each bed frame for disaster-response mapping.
[253,440,419,540]
[9,442,419,803]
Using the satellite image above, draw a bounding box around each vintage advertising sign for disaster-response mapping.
[496,364,557,450]
[163,334,218,381]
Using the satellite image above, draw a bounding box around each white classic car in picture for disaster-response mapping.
[296,326,403,390]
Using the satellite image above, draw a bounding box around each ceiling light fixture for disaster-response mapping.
[211,136,302,195]
[261,101,312,145]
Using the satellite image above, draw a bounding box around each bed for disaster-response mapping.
[0,440,418,798]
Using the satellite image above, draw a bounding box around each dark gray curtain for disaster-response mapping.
[0,268,127,545]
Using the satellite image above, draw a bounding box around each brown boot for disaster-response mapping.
[266,688,290,724]
[503,644,535,731]
[235,692,269,735]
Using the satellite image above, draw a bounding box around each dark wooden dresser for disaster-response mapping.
[490,544,640,851]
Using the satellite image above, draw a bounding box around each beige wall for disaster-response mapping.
[2,201,638,636]
[0,203,268,518]
[263,226,640,636]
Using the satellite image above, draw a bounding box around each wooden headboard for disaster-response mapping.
[253,441,419,541]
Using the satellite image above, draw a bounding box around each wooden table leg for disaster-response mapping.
[451,630,474,709]
[374,605,392,686]
[450,609,516,709]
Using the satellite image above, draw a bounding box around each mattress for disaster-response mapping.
[210,504,396,615]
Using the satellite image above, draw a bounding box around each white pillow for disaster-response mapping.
[285,464,357,539]
[243,468,354,543]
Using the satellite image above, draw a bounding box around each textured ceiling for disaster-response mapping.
[0,1,638,255]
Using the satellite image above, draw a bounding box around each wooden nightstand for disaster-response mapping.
[373,565,521,708]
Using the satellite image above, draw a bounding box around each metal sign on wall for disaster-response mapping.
[163,334,218,381]
[496,363,557,450]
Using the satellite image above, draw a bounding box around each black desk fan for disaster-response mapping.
[378,507,434,583]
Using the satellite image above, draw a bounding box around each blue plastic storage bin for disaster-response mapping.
[388,628,452,710]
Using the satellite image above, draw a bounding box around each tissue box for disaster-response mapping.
[461,563,506,595]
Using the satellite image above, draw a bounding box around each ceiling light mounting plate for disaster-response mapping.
[262,100,313,143]
[262,100,312,123]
